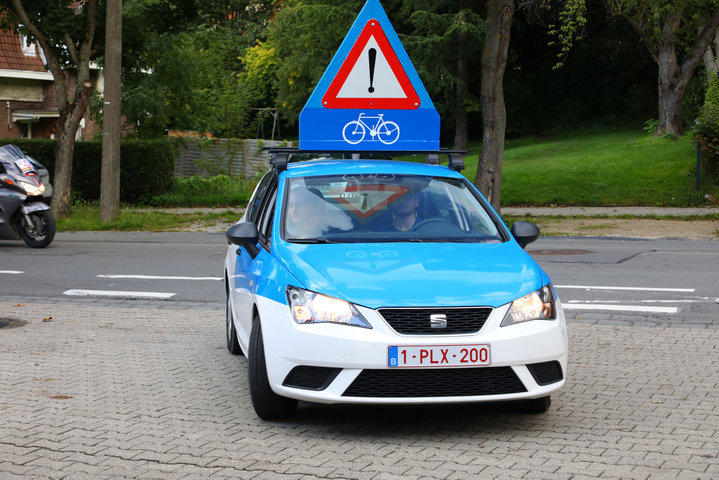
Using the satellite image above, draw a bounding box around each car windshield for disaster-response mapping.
[282,174,505,244]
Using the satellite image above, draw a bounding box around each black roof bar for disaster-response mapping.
[264,147,467,172]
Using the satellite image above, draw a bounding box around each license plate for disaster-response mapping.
[388,344,491,368]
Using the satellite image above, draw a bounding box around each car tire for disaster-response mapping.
[225,293,242,355]
[521,396,551,414]
[248,315,298,420]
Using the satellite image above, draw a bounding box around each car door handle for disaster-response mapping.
[236,248,242,256]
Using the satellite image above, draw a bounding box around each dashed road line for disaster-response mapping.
[557,284,698,314]
[97,274,222,281]
[562,303,678,314]
[64,289,176,300]
[0,270,24,274]
[556,285,695,293]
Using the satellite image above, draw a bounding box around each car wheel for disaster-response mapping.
[248,315,298,420]
[225,293,242,355]
[521,396,551,414]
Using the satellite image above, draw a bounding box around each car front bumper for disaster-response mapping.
[256,296,568,405]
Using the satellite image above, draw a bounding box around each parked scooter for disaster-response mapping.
[0,145,55,248]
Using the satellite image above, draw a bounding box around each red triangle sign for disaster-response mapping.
[322,19,420,110]
[326,184,408,218]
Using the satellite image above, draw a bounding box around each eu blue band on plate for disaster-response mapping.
[388,345,399,367]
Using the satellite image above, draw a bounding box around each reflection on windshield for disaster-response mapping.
[283,174,504,244]
[285,187,353,239]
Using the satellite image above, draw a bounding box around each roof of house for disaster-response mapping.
[0,26,48,73]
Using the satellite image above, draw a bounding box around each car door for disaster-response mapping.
[230,172,278,342]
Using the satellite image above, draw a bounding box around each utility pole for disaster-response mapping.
[101,0,122,222]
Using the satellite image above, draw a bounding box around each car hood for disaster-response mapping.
[276,241,547,309]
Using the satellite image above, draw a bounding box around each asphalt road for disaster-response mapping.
[1,232,718,479]
[1,232,717,327]
[0,231,228,306]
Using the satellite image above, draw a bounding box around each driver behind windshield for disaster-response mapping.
[380,193,423,232]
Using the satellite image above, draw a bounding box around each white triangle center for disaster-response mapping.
[336,36,407,99]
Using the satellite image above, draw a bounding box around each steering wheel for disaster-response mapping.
[410,218,447,232]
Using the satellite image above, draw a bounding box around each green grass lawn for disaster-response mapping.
[56,206,241,232]
[56,129,717,231]
[459,129,706,206]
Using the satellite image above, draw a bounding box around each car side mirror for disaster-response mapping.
[510,221,540,249]
[226,222,260,259]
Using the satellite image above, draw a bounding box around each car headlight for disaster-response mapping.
[500,284,556,327]
[19,180,45,196]
[286,286,371,329]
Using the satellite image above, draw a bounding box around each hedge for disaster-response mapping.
[694,75,719,183]
[0,138,176,203]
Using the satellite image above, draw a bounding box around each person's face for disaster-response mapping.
[392,195,418,216]
[288,190,315,221]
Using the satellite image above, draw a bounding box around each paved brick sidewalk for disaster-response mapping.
[1,302,717,479]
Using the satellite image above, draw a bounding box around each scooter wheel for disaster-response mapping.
[18,210,56,248]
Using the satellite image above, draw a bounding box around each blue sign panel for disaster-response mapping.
[299,0,440,151]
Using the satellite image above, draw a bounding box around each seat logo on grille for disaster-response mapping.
[430,314,447,329]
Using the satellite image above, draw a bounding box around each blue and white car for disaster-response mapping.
[224,152,567,419]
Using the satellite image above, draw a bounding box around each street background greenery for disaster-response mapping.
[53,129,719,232]
[3,0,719,231]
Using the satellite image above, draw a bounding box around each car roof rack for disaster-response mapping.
[265,147,466,172]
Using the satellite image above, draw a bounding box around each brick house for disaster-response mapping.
[0,23,102,140]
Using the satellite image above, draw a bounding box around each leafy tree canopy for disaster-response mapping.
[261,0,365,124]
[119,0,278,138]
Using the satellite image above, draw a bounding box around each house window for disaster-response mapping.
[19,32,37,57]
[19,122,31,139]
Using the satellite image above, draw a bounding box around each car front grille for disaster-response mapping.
[526,361,564,386]
[377,307,492,335]
[342,367,526,398]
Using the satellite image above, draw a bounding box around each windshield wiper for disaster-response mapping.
[288,238,342,244]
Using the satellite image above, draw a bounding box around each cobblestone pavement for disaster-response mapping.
[1,302,717,479]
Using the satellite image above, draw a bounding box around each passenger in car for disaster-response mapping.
[285,187,353,239]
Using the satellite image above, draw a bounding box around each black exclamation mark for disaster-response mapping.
[368,48,377,93]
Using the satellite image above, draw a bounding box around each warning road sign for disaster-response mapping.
[322,19,420,110]
[299,0,439,151]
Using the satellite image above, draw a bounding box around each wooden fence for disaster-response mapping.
[174,139,291,178]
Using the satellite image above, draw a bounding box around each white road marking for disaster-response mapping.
[63,289,175,299]
[566,299,702,304]
[562,304,678,314]
[556,285,695,293]
[97,274,222,281]
[558,285,701,314]
[0,270,24,274]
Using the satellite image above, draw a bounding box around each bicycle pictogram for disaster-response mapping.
[342,113,400,145]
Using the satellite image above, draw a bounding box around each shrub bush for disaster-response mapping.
[694,75,719,182]
[0,138,176,203]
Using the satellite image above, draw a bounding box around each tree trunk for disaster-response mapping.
[656,11,684,136]
[50,81,94,218]
[655,9,719,136]
[474,0,514,214]
[454,49,469,151]
[702,31,719,80]
[7,0,99,219]
[656,49,684,136]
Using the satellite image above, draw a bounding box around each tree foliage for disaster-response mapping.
[606,0,719,135]
[401,1,485,149]
[261,1,362,125]
[0,0,101,217]
[120,0,278,138]
[695,73,719,181]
